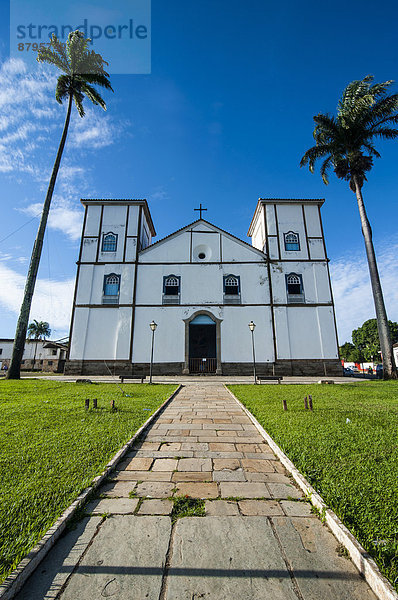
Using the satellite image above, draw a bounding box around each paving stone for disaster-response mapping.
[241,458,275,472]
[213,470,246,482]
[116,470,172,481]
[238,500,283,516]
[90,497,139,514]
[135,441,160,450]
[60,516,171,600]
[176,482,219,498]
[160,442,181,451]
[205,500,239,516]
[178,458,212,472]
[245,472,292,484]
[180,442,209,451]
[15,517,102,600]
[101,481,137,498]
[195,451,243,458]
[135,481,175,498]
[272,517,377,599]
[236,443,260,453]
[280,500,314,517]
[166,517,299,600]
[204,423,243,430]
[208,442,236,452]
[125,457,153,471]
[236,431,264,438]
[212,458,241,471]
[267,482,303,499]
[244,452,277,460]
[138,499,173,515]
[152,458,178,471]
[220,482,270,499]
[172,471,213,482]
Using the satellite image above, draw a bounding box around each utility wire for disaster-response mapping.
[0,214,40,245]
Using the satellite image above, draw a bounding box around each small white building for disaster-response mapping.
[0,339,68,372]
[65,198,341,376]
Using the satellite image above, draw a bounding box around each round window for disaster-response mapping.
[193,244,212,261]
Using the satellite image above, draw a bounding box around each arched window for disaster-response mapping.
[284,231,300,251]
[163,275,181,304]
[223,274,241,303]
[286,273,304,302]
[103,274,120,303]
[224,275,240,295]
[102,232,118,252]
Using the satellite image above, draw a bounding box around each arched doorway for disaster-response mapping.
[183,311,222,374]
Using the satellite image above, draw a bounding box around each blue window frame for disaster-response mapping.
[284,231,300,251]
[223,274,240,295]
[103,273,120,304]
[102,232,118,252]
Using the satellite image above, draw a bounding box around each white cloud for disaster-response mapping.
[330,242,398,344]
[0,57,120,179]
[22,201,84,241]
[149,186,169,202]
[68,107,121,149]
[0,262,74,337]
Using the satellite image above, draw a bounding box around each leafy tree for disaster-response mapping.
[339,342,356,362]
[7,31,113,379]
[27,320,51,370]
[352,318,398,362]
[301,76,398,379]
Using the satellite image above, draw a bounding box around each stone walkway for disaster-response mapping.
[17,384,377,600]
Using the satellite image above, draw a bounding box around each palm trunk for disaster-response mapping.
[32,341,38,371]
[353,175,397,379]
[7,94,73,379]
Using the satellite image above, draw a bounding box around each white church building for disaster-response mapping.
[65,198,341,376]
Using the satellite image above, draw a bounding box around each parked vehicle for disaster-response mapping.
[343,368,354,376]
[376,364,383,379]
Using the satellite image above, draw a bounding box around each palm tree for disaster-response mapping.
[300,75,398,379]
[7,31,113,379]
[27,320,51,371]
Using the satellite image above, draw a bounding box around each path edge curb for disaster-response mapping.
[224,384,398,600]
[0,384,183,600]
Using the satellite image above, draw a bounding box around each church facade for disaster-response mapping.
[65,198,341,376]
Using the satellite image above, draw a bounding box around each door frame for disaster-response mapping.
[182,310,222,375]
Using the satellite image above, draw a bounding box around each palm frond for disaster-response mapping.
[370,127,398,139]
[79,82,106,110]
[37,46,69,73]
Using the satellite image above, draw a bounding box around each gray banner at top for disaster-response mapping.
[10,0,151,74]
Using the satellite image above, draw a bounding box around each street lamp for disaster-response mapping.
[149,321,157,384]
[248,321,257,384]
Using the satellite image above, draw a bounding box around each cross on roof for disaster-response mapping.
[194,203,207,219]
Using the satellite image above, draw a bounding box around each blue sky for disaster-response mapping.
[0,0,398,344]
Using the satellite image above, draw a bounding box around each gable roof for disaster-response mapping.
[139,219,267,259]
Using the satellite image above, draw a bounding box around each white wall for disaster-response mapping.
[132,305,274,363]
[70,307,132,360]
[76,264,135,305]
[274,306,338,359]
[270,261,331,304]
[0,340,61,360]
[135,262,269,305]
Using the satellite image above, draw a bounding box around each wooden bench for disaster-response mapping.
[256,376,283,384]
[119,375,147,384]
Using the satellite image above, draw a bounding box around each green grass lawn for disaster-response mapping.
[229,382,398,590]
[0,380,176,583]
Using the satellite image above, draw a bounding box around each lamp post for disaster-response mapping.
[149,321,157,384]
[248,321,257,384]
